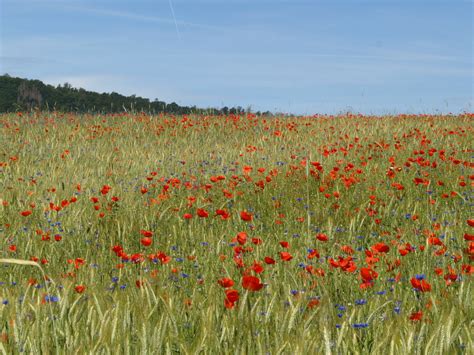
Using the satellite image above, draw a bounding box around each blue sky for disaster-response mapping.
[1,0,472,114]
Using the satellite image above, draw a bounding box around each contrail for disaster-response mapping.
[168,0,181,40]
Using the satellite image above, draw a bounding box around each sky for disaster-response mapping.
[0,0,472,115]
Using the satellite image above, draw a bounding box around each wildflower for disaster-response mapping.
[74,285,86,293]
[409,311,423,321]
[242,275,263,291]
[218,278,234,288]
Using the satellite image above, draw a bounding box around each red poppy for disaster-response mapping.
[251,261,264,274]
[225,289,239,303]
[468,219,474,227]
[264,257,276,265]
[316,233,328,242]
[242,275,263,291]
[372,243,390,253]
[279,241,289,248]
[183,213,193,219]
[215,209,230,220]
[410,278,431,292]
[409,311,423,321]
[236,232,247,245]
[240,211,253,221]
[280,251,293,261]
[360,267,378,283]
[101,185,111,195]
[224,298,236,309]
[141,237,152,247]
[218,278,234,288]
[140,230,153,238]
[197,208,209,218]
[75,285,86,293]
[20,210,32,217]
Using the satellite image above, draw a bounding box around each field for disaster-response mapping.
[0,112,473,354]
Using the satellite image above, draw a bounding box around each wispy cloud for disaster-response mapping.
[59,4,226,32]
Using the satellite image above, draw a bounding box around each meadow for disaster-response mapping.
[0,112,472,354]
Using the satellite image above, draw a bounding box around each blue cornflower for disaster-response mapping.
[44,295,59,303]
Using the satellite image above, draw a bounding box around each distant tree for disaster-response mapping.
[0,75,230,115]
[17,81,43,110]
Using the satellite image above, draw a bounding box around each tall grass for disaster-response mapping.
[0,112,472,353]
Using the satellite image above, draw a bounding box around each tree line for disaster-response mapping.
[0,74,271,115]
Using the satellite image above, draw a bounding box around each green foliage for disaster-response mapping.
[0,75,248,115]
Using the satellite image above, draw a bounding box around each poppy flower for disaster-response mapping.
[100,185,111,195]
[140,230,153,238]
[236,232,247,245]
[141,237,152,247]
[218,278,234,288]
[251,261,264,274]
[307,249,320,259]
[410,277,431,292]
[360,267,378,283]
[224,298,236,309]
[20,210,32,217]
[409,311,423,321]
[280,251,293,261]
[215,209,230,220]
[240,211,253,221]
[372,243,390,253]
[264,257,276,265]
[468,219,474,227]
[74,285,86,293]
[225,289,239,303]
[242,275,263,291]
[197,208,209,218]
[316,233,328,242]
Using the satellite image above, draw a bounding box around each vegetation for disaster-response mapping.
[0,75,256,115]
[0,112,473,353]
